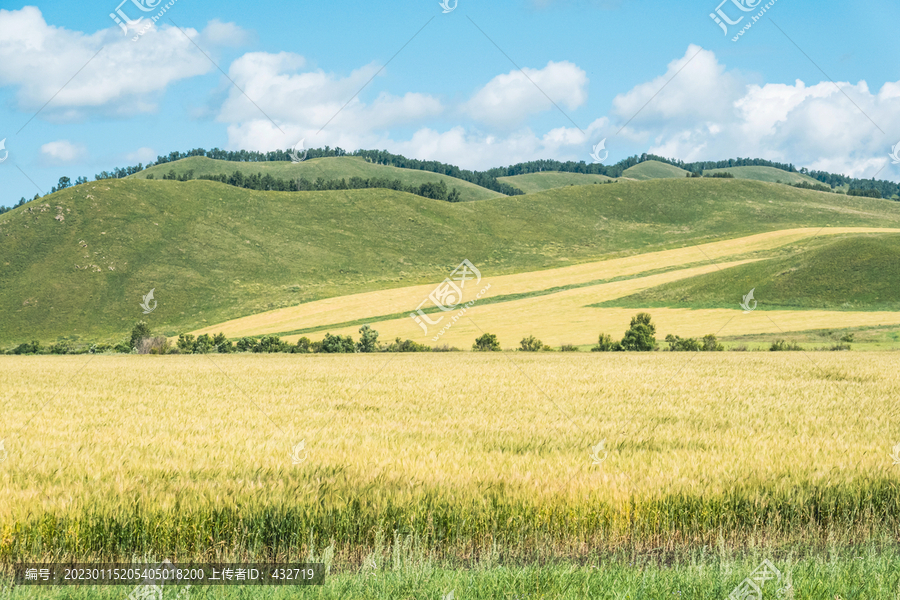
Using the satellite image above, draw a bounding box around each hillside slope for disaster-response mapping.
[703,165,824,186]
[596,234,900,311]
[132,156,505,203]
[3,177,900,343]
[497,171,615,193]
[622,160,691,180]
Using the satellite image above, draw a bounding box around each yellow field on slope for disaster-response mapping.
[315,268,900,349]
[192,227,900,341]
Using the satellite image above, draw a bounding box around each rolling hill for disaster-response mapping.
[497,171,615,193]
[131,155,505,203]
[594,234,900,312]
[3,174,900,345]
[702,165,825,186]
[621,160,691,180]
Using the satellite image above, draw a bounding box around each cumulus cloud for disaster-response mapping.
[39,140,87,164]
[217,50,604,168]
[0,7,251,119]
[124,147,157,164]
[611,45,900,178]
[389,118,609,170]
[218,51,445,152]
[464,61,588,128]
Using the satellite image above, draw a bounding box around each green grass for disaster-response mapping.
[702,165,824,186]
[4,177,900,344]
[131,156,504,203]
[621,160,690,180]
[2,549,900,599]
[497,171,615,193]
[595,233,900,311]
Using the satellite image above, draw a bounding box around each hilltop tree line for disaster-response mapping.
[4,146,898,214]
[151,169,462,202]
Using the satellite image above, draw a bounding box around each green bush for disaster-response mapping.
[665,333,724,351]
[177,334,197,354]
[591,333,616,352]
[770,339,802,351]
[357,325,379,353]
[292,337,312,354]
[195,334,214,354]
[701,334,724,351]
[519,335,546,351]
[560,344,578,352]
[620,313,657,351]
[130,321,152,351]
[212,333,232,353]
[236,337,257,352]
[383,337,431,352]
[255,336,291,353]
[49,342,70,355]
[472,333,501,352]
[320,333,355,353]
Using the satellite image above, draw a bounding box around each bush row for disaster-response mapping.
[3,315,853,355]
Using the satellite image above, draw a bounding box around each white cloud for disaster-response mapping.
[40,140,87,164]
[611,45,900,179]
[218,51,605,169]
[124,147,157,164]
[218,51,445,152]
[0,7,251,119]
[464,61,588,128]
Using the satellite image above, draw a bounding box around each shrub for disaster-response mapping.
[665,334,699,351]
[383,337,431,352]
[357,325,379,353]
[840,333,855,343]
[591,333,616,352]
[114,340,132,353]
[195,334,214,354]
[830,343,852,351]
[519,335,546,352]
[292,337,312,354]
[130,321,152,351]
[49,342,71,355]
[560,344,579,352]
[701,334,725,351]
[256,336,291,353]
[432,344,461,352]
[138,337,171,355]
[212,333,232,353]
[236,337,257,352]
[472,333,501,352]
[177,334,197,354]
[770,339,802,351]
[620,313,657,351]
[320,334,355,353]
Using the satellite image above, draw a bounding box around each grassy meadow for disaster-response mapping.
[131,156,505,203]
[5,175,900,345]
[497,171,615,193]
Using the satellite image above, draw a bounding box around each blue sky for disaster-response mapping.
[1,0,898,208]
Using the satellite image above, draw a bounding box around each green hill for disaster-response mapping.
[596,234,900,311]
[3,177,900,344]
[132,156,505,203]
[621,160,690,180]
[703,165,823,186]
[497,171,615,193]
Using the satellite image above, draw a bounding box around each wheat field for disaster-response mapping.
[1,352,898,567]
[189,227,900,342]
